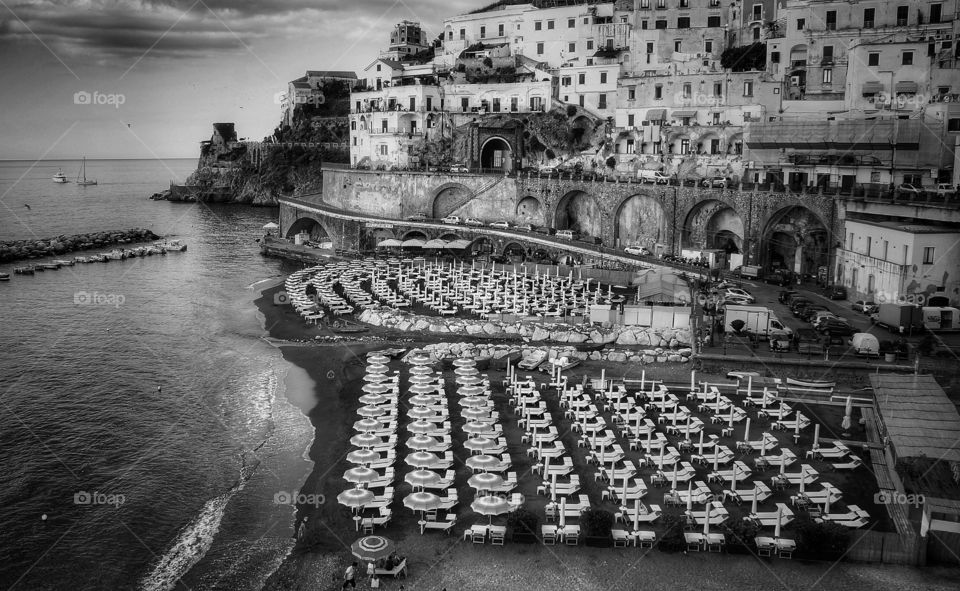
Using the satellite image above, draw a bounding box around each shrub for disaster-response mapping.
[730,319,746,334]
[658,513,686,552]
[580,508,615,538]
[794,514,850,557]
[722,516,759,547]
[605,156,616,169]
[506,507,539,538]
[482,57,493,68]
[566,105,577,118]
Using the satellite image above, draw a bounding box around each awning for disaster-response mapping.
[400,238,425,248]
[896,81,918,94]
[376,239,402,248]
[446,239,471,250]
[422,239,448,249]
[672,110,697,118]
[262,222,279,230]
[645,109,666,121]
[861,81,882,95]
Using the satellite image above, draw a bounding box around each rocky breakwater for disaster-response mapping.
[0,228,160,264]
[356,305,692,364]
[400,341,694,366]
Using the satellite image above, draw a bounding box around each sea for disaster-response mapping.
[0,159,315,590]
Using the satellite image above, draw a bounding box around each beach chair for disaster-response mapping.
[612,528,632,548]
[420,513,456,535]
[564,525,580,545]
[755,536,776,557]
[374,558,407,579]
[490,525,506,546]
[635,529,657,548]
[471,525,488,544]
[542,525,557,545]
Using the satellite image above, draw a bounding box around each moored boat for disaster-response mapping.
[156,239,187,253]
[41,262,60,270]
[53,259,74,266]
[106,249,126,260]
[14,267,34,275]
[0,272,9,281]
[74,256,90,264]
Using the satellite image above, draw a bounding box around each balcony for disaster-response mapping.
[370,128,423,136]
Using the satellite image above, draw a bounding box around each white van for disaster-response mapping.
[637,170,670,184]
[556,229,578,241]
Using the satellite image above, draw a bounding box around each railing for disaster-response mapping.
[369,128,423,136]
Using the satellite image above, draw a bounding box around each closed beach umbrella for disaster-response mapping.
[813,423,820,449]
[454,366,479,376]
[799,468,807,495]
[456,375,483,386]
[408,407,439,420]
[774,505,783,538]
[410,366,433,376]
[464,436,495,452]
[405,469,441,489]
[366,363,390,374]
[703,502,712,535]
[406,451,439,468]
[407,434,439,450]
[559,497,566,529]
[471,495,510,524]
[751,486,759,514]
[344,466,379,485]
[338,487,375,510]
[685,480,693,512]
[351,535,394,561]
[358,393,388,406]
[462,408,492,421]
[362,383,391,395]
[463,421,496,435]
[347,449,380,465]
[466,454,500,472]
[367,354,390,364]
[780,455,786,475]
[458,385,486,397]
[358,405,388,418]
[408,374,436,385]
[841,396,853,432]
[354,418,383,432]
[349,433,382,448]
[744,418,751,441]
[460,396,488,408]
[633,502,640,532]
[408,383,439,395]
[403,491,441,514]
[408,420,437,434]
[409,393,440,406]
[468,472,503,492]
[453,358,476,368]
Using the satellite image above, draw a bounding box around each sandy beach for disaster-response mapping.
[253,282,960,591]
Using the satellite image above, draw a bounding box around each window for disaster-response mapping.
[578,73,586,84]
[864,8,875,28]
[606,38,614,49]
[710,138,720,153]
[712,112,720,125]
[579,95,584,107]
[586,58,593,65]
[743,81,754,96]
[350,120,356,130]
[923,247,935,264]
[407,97,415,111]
[707,16,721,27]
[535,21,542,30]
[683,83,692,98]
[492,98,500,112]
[705,40,713,53]
[547,20,555,29]
[600,72,608,84]
[409,120,417,134]
[797,18,805,30]
[771,51,780,63]
[641,20,648,29]
[448,31,453,40]
[646,42,654,54]
[825,10,836,30]
[569,42,576,52]
[530,96,543,111]
[587,40,594,50]
[628,114,635,126]
[655,20,668,29]
[626,139,635,153]
[584,17,589,24]
[426,97,432,110]
[568,18,575,28]
[680,139,690,154]
[753,4,762,20]
[868,53,879,67]
[598,94,607,109]
[897,6,908,26]
[510,97,518,112]
[822,68,832,84]
[657,0,665,7]
[822,45,833,63]
[640,0,650,7]
[655,85,663,99]
[537,42,544,55]
[381,119,387,132]
[713,82,722,97]
[674,40,682,52]
[680,0,689,6]
[902,51,913,65]
[376,64,382,72]
[355,100,361,112]
[931,3,942,23]
[866,236,872,256]
[883,240,889,260]
[480,26,486,38]
[461,97,469,111]
[460,28,465,40]
[379,145,388,156]
[848,233,854,249]
[678,17,690,29]
[628,87,636,100]
[498,23,504,36]
[753,26,760,41]
[561,76,571,86]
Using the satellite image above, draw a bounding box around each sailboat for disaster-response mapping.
[76,157,97,186]
[52,168,69,183]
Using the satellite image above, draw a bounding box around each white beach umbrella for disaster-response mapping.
[337,487,375,510]
[408,374,436,385]
[406,451,440,468]
[358,394,388,406]
[363,373,392,383]
[407,434,440,450]
[349,433,383,448]
[453,357,476,368]
[408,384,439,395]
[456,375,483,386]
[403,491,440,515]
[408,393,441,406]
[463,421,496,436]
[366,363,389,374]
[357,405,388,418]
[454,366,479,377]
[347,449,380,465]
[404,469,441,489]
[410,366,434,376]
[703,501,712,535]
[361,383,391,395]
[408,420,438,434]
[462,407,492,421]
[841,396,853,432]
[468,472,503,492]
[354,418,383,432]
[465,454,501,472]
[471,495,510,524]
[344,466,379,485]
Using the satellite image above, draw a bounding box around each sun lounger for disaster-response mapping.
[831,456,863,471]
[420,513,457,535]
[612,528,633,547]
[541,525,558,545]
[374,558,407,578]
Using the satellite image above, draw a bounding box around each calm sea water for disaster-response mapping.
[0,159,314,590]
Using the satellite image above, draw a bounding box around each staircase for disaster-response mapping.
[438,176,506,218]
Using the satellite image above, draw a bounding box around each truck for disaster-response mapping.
[723,304,793,338]
[921,306,960,331]
[876,303,923,334]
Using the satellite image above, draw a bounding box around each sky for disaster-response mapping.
[0,0,478,160]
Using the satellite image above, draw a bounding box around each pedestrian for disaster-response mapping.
[366,561,375,579]
[342,562,357,589]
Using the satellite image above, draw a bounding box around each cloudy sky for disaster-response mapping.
[0,0,477,160]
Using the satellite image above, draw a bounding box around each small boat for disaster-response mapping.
[14,267,34,275]
[53,259,74,266]
[41,262,60,270]
[90,254,109,263]
[539,356,581,373]
[106,250,126,260]
[76,157,97,186]
[0,272,10,281]
[379,348,407,359]
[74,256,90,264]
[32,265,44,272]
[330,320,369,334]
[53,169,69,183]
[156,239,187,253]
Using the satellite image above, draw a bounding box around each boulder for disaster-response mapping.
[566,332,588,343]
[656,355,669,363]
[635,331,651,346]
[629,355,642,363]
[413,319,430,331]
[531,327,550,341]
[616,331,638,345]
[590,351,603,361]
[642,355,655,364]
[550,331,569,342]
[366,313,382,326]
[677,348,693,357]
[465,324,483,335]
[669,338,679,349]
[608,352,627,363]
[483,323,502,336]
[504,324,520,335]
[668,354,683,363]
[572,351,589,360]
[396,320,412,331]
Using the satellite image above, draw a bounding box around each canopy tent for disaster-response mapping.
[401,238,426,248]
[446,239,472,250]
[629,269,692,303]
[262,222,279,230]
[422,239,449,249]
[377,238,403,248]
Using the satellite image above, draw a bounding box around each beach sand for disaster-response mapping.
[253,283,960,591]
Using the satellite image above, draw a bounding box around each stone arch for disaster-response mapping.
[502,241,527,258]
[614,193,666,249]
[697,131,721,155]
[480,136,513,171]
[401,229,429,241]
[286,216,332,241]
[760,205,829,276]
[469,236,495,256]
[554,190,602,237]
[516,196,542,223]
[667,131,692,155]
[438,232,461,241]
[727,132,744,155]
[682,199,744,253]
[431,182,473,218]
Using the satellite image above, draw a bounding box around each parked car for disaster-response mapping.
[624,246,652,256]
[778,289,798,304]
[441,215,462,225]
[718,287,755,304]
[516,223,533,232]
[825,285,848,300]
[934,183,956,197]
[817,319,856,336]
[701,176,732,188]
[794,328,825,356]
[556,229,579,241]
[852,300,879,314]
[638,170,671,184]
[789,298,813,316]
[850,333,880,358]
[449,164,469,173]
[406,212,429,221]
[811,311,842,329]
[488,220,511,230]
[897,183,923,196]
[538,167,558,176]
[464,218,484,227]
[799,305,829,322]
[723,295,755,306]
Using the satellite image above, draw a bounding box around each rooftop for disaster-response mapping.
[306,70,358,79]
[871,374,960,465]
[846,219,957,234]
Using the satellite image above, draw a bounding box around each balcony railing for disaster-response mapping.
[369,128,423,136]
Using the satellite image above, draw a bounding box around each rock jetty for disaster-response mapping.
[0,228,159,264]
